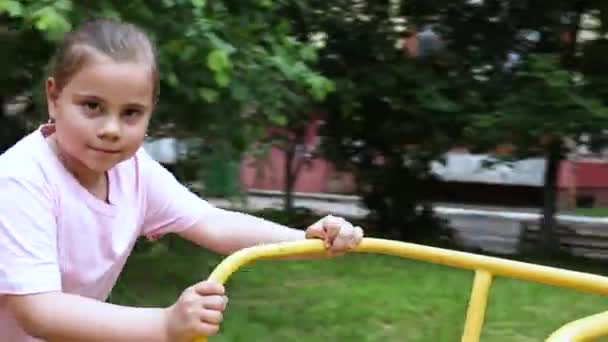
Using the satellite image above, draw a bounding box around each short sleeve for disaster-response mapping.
[0,177,62,295]
[138,149,216,240]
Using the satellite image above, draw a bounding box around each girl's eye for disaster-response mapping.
[83,101,101,113]
[122,110,142,118]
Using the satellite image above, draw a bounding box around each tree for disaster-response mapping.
[0,1,57,151]
[426,0,608,254]
[262,112,326,219]
[280,0,608,249]
[278,1,469,240]
[465,54,608,253]
[238,30,333,217]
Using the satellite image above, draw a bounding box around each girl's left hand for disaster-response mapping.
[305,215,364,256]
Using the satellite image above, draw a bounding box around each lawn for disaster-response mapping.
[572,207,608,218]
[109,237,608,342]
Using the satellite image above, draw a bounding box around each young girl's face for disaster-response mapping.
[46,53,155,173]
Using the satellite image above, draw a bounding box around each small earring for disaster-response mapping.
[48,118,55,124]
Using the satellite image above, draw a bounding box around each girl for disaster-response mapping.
[0,19,364,342]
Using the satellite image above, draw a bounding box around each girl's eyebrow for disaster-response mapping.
[73,92,105,102]
[124,103,148,110]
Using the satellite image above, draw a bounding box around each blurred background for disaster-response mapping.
[4,1,608,340]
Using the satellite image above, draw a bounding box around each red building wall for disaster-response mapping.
[240,147,356,194]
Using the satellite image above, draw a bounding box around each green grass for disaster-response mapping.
[572,207,608,217]
[110,238,608,341]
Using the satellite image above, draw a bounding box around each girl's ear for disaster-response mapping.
[45,77,60,120]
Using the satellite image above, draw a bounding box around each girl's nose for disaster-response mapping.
[97,117,121,142]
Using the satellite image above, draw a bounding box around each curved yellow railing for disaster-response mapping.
[193,238,608,342]
[547,311,608,341]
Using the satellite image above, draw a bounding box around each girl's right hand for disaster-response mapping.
[164,280,228,342]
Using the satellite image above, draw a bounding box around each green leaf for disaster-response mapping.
[191,0,206,8]
[300,45,317,62]
[258,0,272,8]
[207,33,237,55]
[181,45,197,61]
[164,39,184,55]
[0,0,23,17]
[215,71,231,87]
[207,50,230,72]
[54,0,73,12]
[166,72,179,87]
[53,0,73,14]
[32,6,72,40]
[269,113,287,126]
[324,80,336,93]
[199,87,219,103]
[307,75,334,101]
[415,84,462,113]
[101,9,121,20]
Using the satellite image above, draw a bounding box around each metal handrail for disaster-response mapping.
[193,238,608,342]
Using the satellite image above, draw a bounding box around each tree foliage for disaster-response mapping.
[357,0,608,252]
[434,1,608,253]
[279,1,469,240]
[281,1,608,246]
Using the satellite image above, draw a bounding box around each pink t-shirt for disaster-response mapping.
[0,127,215,341]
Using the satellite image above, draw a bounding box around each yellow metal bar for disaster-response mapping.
[192,238,608,342]
[462,270,493,342]
[547,311,608,342]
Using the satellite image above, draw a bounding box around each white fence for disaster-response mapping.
[440,207,608,259]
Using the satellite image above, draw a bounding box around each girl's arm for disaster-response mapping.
[178,208,363,256]
[138,150,363,256]
[7,292,169,342]
[8,280,227,342]
[178,208,305,256]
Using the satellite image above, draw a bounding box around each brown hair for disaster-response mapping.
[48,18,159,100]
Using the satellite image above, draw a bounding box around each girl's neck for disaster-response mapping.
[48,135,108,198]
